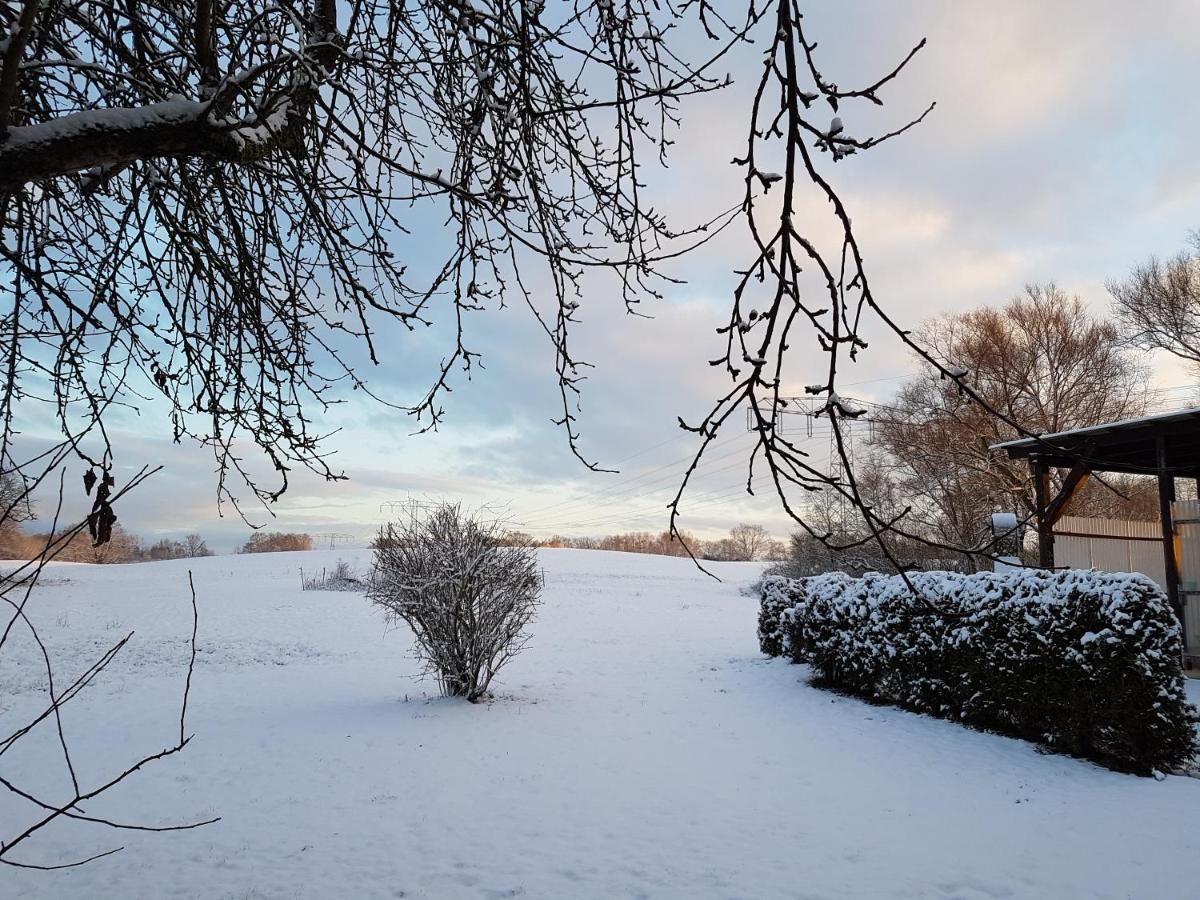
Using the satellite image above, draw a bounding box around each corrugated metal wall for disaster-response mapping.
[1054,515,1166,589]
[1056,510,1200,657]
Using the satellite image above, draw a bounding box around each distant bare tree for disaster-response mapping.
[369,504,542,702]
[766,450,932,575]
[727,524,771,561]
[705,524,771,561]
[494,530,536,548]
[543,535,599,550]
[1108,232,1200,377]
[60,523,141,564]
[872,286,1151,556]
[144,537,189,561]
[183,534,213,558]
[0,472,32,523]
[0,472,34,557]
[0,524,39,560]
[144,535,214,564]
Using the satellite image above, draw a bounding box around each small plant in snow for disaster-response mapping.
[368,504,543,702]
[300,558,364,592]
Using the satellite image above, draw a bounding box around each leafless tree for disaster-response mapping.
[871,286,1151,557]
[52,522,141,563]
[369,503,542,702]
[765,450,951,576]
[143,534,213,561]
[2,1,995,586]
[597,529,697,556]
[727,523,771,561]
[1108,232,1200,378]
[494,530,537,548]
[0,471,33,556]
[705,523,772,561]
[657,6,1158,582]
[182,534,213,558]
[0,472,32,523]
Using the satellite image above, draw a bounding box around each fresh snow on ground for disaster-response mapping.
[3,549,1199,899]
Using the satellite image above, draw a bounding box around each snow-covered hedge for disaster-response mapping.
[759,569,1198,773]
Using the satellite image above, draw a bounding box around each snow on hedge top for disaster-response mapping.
[766,566,1172,622]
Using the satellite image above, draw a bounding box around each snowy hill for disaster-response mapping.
[4,549,1199,898]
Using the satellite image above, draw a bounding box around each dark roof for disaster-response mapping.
[991,406,1200,476]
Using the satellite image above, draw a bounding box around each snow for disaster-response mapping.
[2,99,209,153]
[4,549,1199,898]
[824,392,864,417]
[228,99,293,150]
[991,511,1018,532]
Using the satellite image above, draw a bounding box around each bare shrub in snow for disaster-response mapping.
[369,505,542,702]
[301,559,365,592]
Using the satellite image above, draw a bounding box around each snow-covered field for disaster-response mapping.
[3,549,1199,899]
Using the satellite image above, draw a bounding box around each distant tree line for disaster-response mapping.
[1,525,321,563]
[238,532,314,554]
[0,481,319,562]
[0,517,214,564]
[525,524,784,562]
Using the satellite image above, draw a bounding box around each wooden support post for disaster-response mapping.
[1156,435,1183,624]
[1044,462,1090,526]
[1032,457,1054,569]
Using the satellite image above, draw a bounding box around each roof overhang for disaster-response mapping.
[990,406,1200,477]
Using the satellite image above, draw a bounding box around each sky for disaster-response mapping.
[22,0,1200,552]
